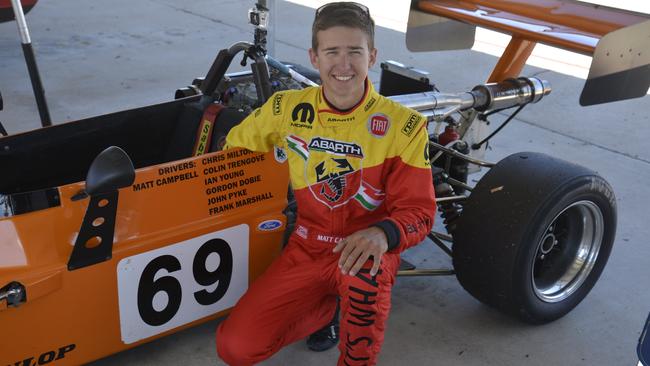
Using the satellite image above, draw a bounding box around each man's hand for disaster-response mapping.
[333,227,388,277]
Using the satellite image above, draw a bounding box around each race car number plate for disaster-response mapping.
[117,225,249,344]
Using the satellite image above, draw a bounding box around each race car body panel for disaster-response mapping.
[0,100,289,365]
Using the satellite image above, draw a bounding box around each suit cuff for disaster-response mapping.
[373,219,401,252]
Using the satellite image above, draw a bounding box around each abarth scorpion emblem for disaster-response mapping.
[315,158,355,202]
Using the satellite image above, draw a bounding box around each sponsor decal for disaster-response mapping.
[326,116,355,123]
[308,154,362,208]
[363,96,377,112]
[290,122,313,129]
[315,158,355,202]
[257,219,283,231]
[343,268,381,365]
[308,137,363,158]
[272,94,283,115]
[296,225,309,239]
[291,103,315,124]
[10,344,76,366]
[274,146,287,163]
[424,144,431,167]
[401,113,421,137]
[367,113,390,138]
[306,137,364,209]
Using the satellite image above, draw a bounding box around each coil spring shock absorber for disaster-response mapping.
[431,164,463,234]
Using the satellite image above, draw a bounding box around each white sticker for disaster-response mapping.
[274,146,288,163]
[117,224,249,344]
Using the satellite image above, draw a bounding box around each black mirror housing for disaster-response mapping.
[86,146,135,195]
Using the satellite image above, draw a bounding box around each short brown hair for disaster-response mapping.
[311,2,375,51]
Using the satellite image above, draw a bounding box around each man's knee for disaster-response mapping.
[216,321,257,366]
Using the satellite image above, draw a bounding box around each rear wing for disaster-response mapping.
[406,0,650,105]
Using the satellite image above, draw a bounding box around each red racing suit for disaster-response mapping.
[217,80,436,366]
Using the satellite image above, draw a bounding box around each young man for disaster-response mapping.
[217,2,436,365]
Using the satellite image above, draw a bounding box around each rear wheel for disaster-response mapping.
[452,152,616,323]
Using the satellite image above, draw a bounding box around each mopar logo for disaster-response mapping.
[258,220,283,231]
[292,103,315,124]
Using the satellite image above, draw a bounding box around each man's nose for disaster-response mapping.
[335,53,352,70]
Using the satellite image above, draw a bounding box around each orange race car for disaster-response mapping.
[1,1,649,365]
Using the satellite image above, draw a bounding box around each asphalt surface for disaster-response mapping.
[1,1,649,365]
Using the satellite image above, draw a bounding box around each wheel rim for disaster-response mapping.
[532,200,604,303]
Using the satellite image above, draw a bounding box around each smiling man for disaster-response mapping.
[217,2,436,365]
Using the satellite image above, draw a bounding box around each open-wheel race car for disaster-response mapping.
[1,0,650,365]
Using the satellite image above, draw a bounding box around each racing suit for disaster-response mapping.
[217,80,436,366]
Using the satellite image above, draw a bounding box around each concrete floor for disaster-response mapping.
[1,1,649,365]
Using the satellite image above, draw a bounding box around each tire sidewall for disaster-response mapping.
[513,174,617,323]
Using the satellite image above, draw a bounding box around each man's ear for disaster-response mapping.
[368,47,378,68]
[308,48,319,69]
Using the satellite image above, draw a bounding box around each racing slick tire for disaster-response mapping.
[452,152,616,324]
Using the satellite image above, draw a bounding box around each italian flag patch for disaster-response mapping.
[286,135,310,160]
[354,183,385,211]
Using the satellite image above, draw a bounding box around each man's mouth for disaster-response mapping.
[333,75,353,81]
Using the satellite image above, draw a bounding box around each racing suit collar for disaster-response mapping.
[317,78,374,126]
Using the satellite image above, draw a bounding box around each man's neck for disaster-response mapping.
[322,81,367,112]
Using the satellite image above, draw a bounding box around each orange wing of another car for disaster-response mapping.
[0,148,289,365]
[410,0,650,103]
[415,0,648,55]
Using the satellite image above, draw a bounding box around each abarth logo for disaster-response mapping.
[326,115,355,123]
[286,135,371,209]
[315,158,355,202]
[292,103,315,124]
[308,137,363,158]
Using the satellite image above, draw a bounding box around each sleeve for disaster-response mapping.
[224,92,286,152]
[373,112,436,253]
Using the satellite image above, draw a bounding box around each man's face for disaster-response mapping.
[309,26,377,108]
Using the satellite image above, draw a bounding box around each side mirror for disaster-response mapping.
[86,146,135,195]
[68,146,135,270]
